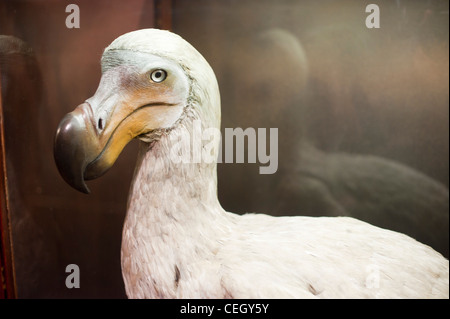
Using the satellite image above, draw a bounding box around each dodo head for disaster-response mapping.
[54,29,220,194]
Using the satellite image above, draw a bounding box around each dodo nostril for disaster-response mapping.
[98,118,103,130]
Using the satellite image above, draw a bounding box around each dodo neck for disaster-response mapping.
[127,115,223,222]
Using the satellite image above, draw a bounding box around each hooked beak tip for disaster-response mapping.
[53,107,93,194]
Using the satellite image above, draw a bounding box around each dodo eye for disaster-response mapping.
[150,69,167,83]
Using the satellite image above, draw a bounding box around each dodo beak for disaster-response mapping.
[54,95,171,194]
[54,81,185,193]
[54,97,143,194]
[54,95,166,194]
[54,102,98,194]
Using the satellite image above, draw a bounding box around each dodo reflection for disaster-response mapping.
[54,29,448,298]
[218,29,449,257]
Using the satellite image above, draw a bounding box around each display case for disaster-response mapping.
[0,0,448,298]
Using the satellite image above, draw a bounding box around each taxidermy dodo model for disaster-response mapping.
[54,29,449,298]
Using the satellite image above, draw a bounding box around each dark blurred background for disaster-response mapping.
[0,0,448,298]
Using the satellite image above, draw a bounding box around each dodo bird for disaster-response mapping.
[54,29,449,298]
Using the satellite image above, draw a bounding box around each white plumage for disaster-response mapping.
[65,29,450,298]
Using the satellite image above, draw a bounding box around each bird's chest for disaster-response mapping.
[120,210,225,298]
[120,211,179,298]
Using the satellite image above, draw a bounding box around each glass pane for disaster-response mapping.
[173,0,449,257]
